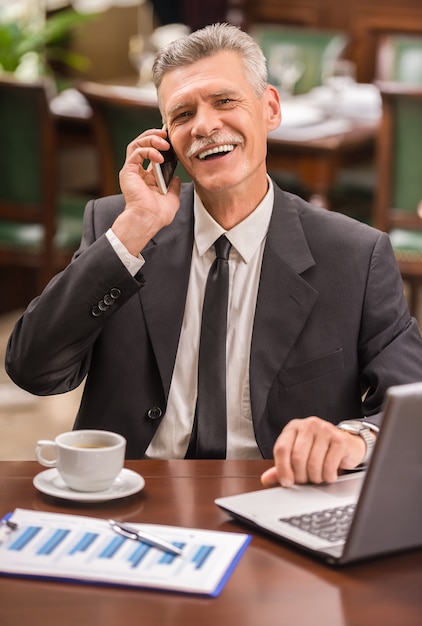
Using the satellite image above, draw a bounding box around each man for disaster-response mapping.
[6,24,422,488]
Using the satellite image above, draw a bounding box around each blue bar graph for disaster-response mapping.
[192,545,214,569]
[8,526,41,551]
[69,532,98,555]
[129,542,150,567]
[0,510,248,597]
[37,529,70,556]
[98,536,126,558]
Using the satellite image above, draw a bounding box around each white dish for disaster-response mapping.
[279,102,325,127]
[33,468,145,502]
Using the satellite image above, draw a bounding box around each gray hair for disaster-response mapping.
[152,23,268,101]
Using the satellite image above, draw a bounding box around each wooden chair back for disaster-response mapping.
[250,25,349,94]
[376,35,422,83]
[0,75,86,294]
[78,82,190,197]
[374,82,422,313]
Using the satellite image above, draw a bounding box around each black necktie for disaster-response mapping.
[185,235,231,459]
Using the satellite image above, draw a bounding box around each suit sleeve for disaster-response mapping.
[358,231,422,424]
[5,199,144,395]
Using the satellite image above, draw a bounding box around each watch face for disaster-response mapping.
[338,420,366,434]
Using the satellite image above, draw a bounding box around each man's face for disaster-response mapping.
[158,51,281,195]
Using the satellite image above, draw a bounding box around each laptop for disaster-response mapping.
[215,382,422,564]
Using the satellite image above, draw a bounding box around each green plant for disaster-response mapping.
[0,8,94,76]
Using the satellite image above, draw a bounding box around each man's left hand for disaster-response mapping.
[261,416,371,488]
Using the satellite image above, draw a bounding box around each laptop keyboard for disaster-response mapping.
[280,504,356,543]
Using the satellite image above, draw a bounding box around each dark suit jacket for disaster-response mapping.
[6,183,422,458]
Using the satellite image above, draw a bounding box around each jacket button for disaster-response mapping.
[91,306,102,317]
[147,406,162,420]
[110,288,121,299]
[98,300,109,311]
[103,294,114,306]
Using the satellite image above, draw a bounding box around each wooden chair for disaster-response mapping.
[248,25,351,202]
[0,75,90,295]
[374,82,422,315]
[250,24,349,95]
[376,34,422,84]
[77,82,190,197]
[332,34,422,224]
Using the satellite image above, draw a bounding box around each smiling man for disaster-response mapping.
[6,24,422,487]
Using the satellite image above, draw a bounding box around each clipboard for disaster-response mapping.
[0,508,251,597]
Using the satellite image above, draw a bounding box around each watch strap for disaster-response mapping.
[337,420,375,464]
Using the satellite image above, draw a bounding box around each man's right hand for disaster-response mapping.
[112,128,182,257]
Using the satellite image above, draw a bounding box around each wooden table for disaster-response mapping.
[1,460,420,626]
[267,120,377,208]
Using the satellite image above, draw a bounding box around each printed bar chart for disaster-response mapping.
[7,523,220,572]
[0,509,251,596]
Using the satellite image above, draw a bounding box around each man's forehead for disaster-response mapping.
[165,87,239,113]
[158,54,250,113]
[160,51,245,89]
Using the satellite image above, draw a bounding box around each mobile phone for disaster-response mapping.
[152,126,178,194]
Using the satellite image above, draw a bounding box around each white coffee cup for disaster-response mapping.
[35,430,126,492]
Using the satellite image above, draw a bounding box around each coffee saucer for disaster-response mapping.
[33,468,145,502]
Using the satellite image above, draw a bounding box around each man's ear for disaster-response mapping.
[264,85,282,132]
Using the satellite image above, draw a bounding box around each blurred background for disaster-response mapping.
[1,0,421,459]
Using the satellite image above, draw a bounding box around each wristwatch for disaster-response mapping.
[337,420,375,465]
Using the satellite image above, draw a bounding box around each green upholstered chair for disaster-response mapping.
[77,82,190,197]
[250,24,349,95]
[0,75,90,294]
[377,35,422,84]
[374,82,422,315]
[250,25,351,204]
[333,34,422,224]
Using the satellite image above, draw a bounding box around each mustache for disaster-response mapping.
[185,132,244,158]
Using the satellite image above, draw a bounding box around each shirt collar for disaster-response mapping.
[194,177,274,263]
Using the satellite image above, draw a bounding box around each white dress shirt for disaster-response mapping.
[107,180,274,458]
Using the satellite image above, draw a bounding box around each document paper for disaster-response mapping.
[0,508,251,596]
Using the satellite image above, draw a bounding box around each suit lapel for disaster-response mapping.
[139,185,195,397]
[250,187,319,428]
